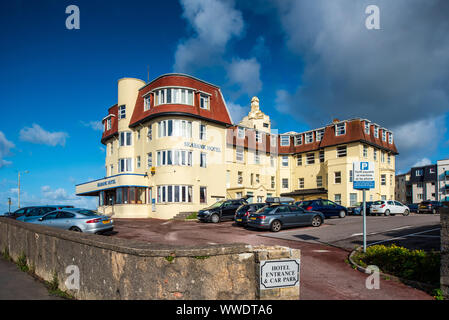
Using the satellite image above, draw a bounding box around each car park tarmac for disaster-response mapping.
[111,214,437,300]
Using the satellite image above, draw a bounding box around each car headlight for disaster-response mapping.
[203,210,209,215]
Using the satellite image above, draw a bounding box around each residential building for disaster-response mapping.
[409,164,437,203]
[395,172,412,204]
[437,159,449,202]
[76,73,398,219]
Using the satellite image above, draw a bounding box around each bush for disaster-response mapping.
[354,244,440,285]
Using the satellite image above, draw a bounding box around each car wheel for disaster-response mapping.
[311,216,322,227]
[339,210,346,218]
[384,209,390,216]
[403,209,410,216]
[70,226,82,232]
[210,214,220,223]
[270,220,282,232]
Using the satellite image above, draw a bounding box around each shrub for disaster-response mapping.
[354,244,440,285]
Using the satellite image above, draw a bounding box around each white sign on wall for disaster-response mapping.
[260,259,300,290]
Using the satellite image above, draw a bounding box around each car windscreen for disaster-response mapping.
[208,200,226,209]
[372,201,384,205]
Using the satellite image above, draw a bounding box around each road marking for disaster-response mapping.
[313,249,331,253]
[389,225,412,231]
[161,221,172,225]
[350,233,363,237]
[368,228,441,246]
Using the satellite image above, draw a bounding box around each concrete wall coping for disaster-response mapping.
[0,217,252,257]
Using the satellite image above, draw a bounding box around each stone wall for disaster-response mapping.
[0,217,300,300]
[441,207,449,299]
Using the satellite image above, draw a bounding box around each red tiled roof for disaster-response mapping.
[227,119,398,155]
[129,74,232,128]
[101,104,118,144]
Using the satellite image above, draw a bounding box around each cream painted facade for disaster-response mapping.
[76,76,397,219]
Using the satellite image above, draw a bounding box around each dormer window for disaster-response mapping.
[144,95,151,111]
[364,121,370,135]
[280,135,290,146]
[237,127,245,139]
[382,129,387,142]
[374,125,379,138]
[294,134,302,146]
[154,88,194,106]
[106,118,111,131]
[335,123,346,136]
[200,94,210,110]
[388,132,393,144]
[305,132,314,144]
[316,129,325,141]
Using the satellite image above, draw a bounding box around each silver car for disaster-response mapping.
[28,208,114,234]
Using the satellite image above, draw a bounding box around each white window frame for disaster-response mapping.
[294,134,302,146]
[119,131,132,147]
[297,155,302,166]
[305,132,314,144]
[374,126,379,138]
[200,124,207,140]
[334,171,342,184]
[306,153,315,165]
[236,147,244,163]
[200,94,209,110]
[118,158,133,173]
[316,129,325,141]
[144,96,151,111]
[336,145,347,158]
[298,178,304,189]
[280,135,290,146]
[282,178,289,189]
[364,121,370,135]
[200,152,207,168]
[282,155,289,167]
[118,105,126,119]
[237,127,245,139]
[335,123,346,136]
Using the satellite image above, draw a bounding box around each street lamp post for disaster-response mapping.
[17,170,29,209]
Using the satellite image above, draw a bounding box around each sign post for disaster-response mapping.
[353,161,375,253]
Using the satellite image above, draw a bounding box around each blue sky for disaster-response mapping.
[1,0,448,212]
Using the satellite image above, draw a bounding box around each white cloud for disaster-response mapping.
[272,0,449,128]
[80,120,103,131]
[393,116,445,171]
[412,158,432,167]
[19,124,68,147]
[174,0,244,73]
[227,58,262,96]
[0,131,14,168]
[226,101,249,124]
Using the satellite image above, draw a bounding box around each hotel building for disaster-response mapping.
[76,74,398,219]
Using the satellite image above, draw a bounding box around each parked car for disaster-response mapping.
[27,208,114,234]
[298,199,347,218]
[197,198,247,223]
[417,201,443,214]
[406,203,419,213]
[348,202,374,216]
[234,203,267,226]
[246,202,325,232]
[16,205,74,222]
[1,206,36,219]
[370,200,410,216]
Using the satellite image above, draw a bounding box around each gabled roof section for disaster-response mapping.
[129,74,232,128]
[101,104,118,144]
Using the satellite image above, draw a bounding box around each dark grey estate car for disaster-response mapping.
[247,204,325,232]
[234,203,267,226]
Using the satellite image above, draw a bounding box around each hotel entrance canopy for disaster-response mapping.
[76,173,149,196]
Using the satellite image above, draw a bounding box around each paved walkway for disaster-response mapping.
[0,258,60,300]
